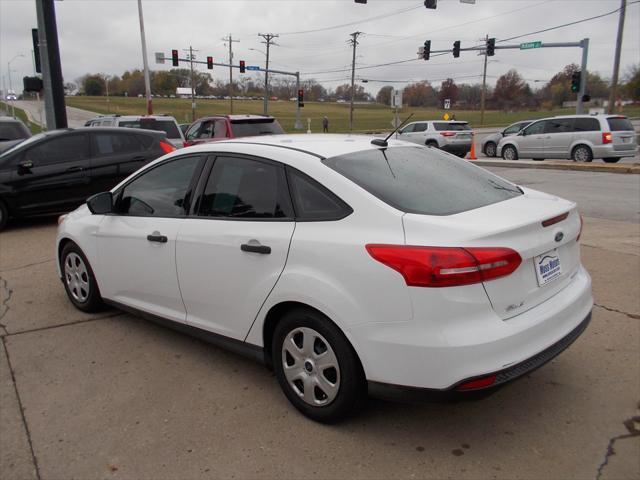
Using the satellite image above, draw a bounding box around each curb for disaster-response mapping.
[470,159,640,174]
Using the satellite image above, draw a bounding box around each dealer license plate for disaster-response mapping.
[535,249,562,286]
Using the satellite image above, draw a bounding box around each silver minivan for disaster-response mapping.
[497,115,637,163]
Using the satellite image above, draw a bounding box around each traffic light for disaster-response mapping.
[171,49,179,67]
[207,56,213,69]
[423,40,431,60]
[486,38,495,57]
[298,89,304,107]
[571,71,581,93]
[424,0,437,9]
[239,60,246,73]
[453,40,460,58]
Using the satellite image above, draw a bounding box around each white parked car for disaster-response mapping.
[56,134,592,422]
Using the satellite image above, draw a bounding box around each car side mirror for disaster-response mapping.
[18,159,33,171]
[87,192,113,215]
[519,130,526,136]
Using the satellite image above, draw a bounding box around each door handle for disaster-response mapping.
[66,166,83,173]
[241,243,271,254]
[147,233,168,243]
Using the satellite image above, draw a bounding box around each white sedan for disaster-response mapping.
[56,134,593,422]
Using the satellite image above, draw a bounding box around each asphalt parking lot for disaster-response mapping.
[1,169,639,480]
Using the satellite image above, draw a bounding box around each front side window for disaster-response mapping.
[116,156,200,217]
[504,122,528,135]
[323,147,521,216]
[412,123,429,133]
[186,121,202,140]
[400,124,415,134]
[197,156,292,219]
[523,121,545,135]
[25,134,89,166]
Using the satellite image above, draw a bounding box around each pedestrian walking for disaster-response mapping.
[322,115,329,133]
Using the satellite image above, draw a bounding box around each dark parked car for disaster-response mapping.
[0,127,175,230]
[184,114,284,147]
[0,116,31,154]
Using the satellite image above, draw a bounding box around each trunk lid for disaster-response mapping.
[402,188,581,319]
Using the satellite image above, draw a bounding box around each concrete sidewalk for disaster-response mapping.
[472,158,640,174]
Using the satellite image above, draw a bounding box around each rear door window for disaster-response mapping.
[92,132,145,156]
[544,118,574,134]
[323,146,521,216]
[573,118,600,132]
[607,117,633,131]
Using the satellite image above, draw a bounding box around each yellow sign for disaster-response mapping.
[443,113,450,120]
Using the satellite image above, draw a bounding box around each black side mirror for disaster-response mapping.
[87,192,113,214]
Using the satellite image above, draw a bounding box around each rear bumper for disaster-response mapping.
[368,310,591,402]
[441,143,471,156]
[592,144,637,158]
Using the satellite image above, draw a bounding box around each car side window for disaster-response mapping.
[287,168,352,221]
[574,118,600,132]
[92,133,145,156]
[504,123,523,135]
[413,123,428,132]
[196,156,293,219]
[401,124,415,134]
[544,118,574,134]
[115,156,200,217]
[25,134,89,166]
[185,121,201,140]
[213,120,228,138]
[523,121,545,135]
[197,121,214,139]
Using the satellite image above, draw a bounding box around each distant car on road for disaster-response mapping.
[183,114,284,147]
[0,127,175,230]
[482,120,533,157]
[396,120,472,157]
[0,116,31,154]
[497,115,637,163]
[84,114,185,149]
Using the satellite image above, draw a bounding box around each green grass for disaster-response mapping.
[66,96,640,133]
[0,101,42,134]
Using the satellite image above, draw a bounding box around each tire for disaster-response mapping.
[426,140,439,149]
[60,242,104,313]
[484,142,497,157]
[533,158,545,162]
[0,200,8,232]
[272,308,366,423]
[603,157,621,163]
[502,145,518,161]
[572,144,593,162]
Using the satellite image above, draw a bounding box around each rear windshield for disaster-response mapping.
[230,118,284,137]
[0,122,30,141]
[607,117,633,131]
[433,122,471,131]
[119,119,180,138]
[323,146,522,216]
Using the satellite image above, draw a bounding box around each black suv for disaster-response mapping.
[0,127,175,230]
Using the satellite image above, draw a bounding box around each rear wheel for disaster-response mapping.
[272,308,366,423]
[502,145,518,161]
[60,242,104,313]
[603,157,621,163]
[426,140,439,149]
[484,142,497,157]
[0,200,8,231]
[572,145,593,162]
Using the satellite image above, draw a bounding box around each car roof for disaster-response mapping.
[188,133,414,159]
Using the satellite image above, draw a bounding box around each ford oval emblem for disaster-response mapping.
[555,232,564,242]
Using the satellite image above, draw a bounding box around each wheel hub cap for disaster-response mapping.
[281,327,341,407]
[64,252,90,303]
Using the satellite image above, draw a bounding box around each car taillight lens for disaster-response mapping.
[577,214,584,241]
[365,245,522,288]
[159,141,176,153]
[440,132,456,137]
[602,132,612,144]
[456,374,497,391]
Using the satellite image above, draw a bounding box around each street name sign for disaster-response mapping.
[520,41,542,50]
[246,66,260,71]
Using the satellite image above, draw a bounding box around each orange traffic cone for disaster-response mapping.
[467,132,477,160]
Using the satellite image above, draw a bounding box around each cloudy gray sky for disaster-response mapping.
[1,0,639,95]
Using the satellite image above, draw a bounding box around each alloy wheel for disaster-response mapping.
[64,252,90,303]
[281,327,341,406]
[574,146,591,162]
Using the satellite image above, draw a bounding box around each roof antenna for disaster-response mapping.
[371,113,413,148]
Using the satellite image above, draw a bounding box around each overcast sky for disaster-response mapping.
[1,0,639,95]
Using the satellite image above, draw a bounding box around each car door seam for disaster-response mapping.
[243,221,297,343]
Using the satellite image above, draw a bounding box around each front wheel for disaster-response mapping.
[572,145,593,162]
[603,157,621,163]
[60,242,104,313]
[484,142,497,157]
[272,308,366,423]
[0,200,8,231]
[502,145,518,161]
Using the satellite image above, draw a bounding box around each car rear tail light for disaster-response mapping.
[602,132,612,144]
[440,132,456,137]
[159,141,176,153]
[456,374,497,391]
[541,211,569,227]
[365,245,522,288]
[183,141,189,148]
[577,214,584,241]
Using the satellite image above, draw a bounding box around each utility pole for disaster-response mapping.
[259,33,279,115]
[348,31,362,132]
[184,46,199,122]
[480,34,488,126]
[222,35,240,113]
[608,0,626,113]
[137,0,153,115]
[576,38,589,115]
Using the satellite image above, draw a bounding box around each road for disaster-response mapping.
[1,164,639,480]
[11,99,96,128]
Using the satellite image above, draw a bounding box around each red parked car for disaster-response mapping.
[183,115,284,147]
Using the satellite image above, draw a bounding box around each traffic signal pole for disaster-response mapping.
[480,35,488,126]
